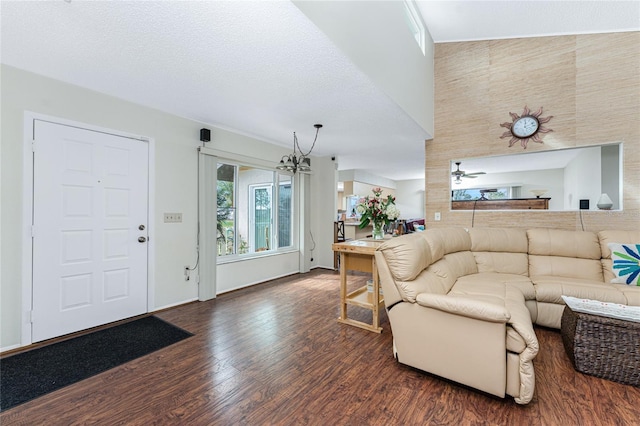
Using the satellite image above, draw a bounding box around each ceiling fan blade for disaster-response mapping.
[464,172,486,176]
[464,175,478,179]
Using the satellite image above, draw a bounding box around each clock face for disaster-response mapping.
[511,116,539,138]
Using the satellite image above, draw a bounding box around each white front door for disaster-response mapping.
[31,120,149,342]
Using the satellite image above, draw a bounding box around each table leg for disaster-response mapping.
[339,252,347,320]
[372,256,379,330]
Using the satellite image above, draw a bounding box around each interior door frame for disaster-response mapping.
[21,112,156,346]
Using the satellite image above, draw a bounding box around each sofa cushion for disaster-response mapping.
[444,251,478,279]
[454,273,536,300]
[474,252,529,276]
[469,227,529,276]
[528,228,604,281]
[378,233,433,282]
[470,228,529,253]
[527,228,601,259]
[450,279,509,300]
[528,255,604,282]
[532,276,628,304]
[421,252,478,296]
[392,251,479,303]
[615,284,640,305]
[395,268,449,302]
[422,227,471,261]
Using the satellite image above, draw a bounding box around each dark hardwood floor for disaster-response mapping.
[2,269,639,425]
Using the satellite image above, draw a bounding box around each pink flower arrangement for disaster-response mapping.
[356,187,400,229]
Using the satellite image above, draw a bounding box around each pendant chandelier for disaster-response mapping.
[276,124,322,174]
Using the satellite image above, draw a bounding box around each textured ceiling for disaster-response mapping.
[2,1,638,182]
[1,0,429,180]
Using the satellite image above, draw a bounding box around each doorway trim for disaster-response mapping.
[21,112,156,346]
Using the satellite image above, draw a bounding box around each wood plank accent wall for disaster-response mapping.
[427,32,640,232]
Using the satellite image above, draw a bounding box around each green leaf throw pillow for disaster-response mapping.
[609,243,640,286]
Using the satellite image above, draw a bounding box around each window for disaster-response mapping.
[404,0,426,55]
[452,187,519,201]
[217,162,293,258]
[250,184,272,252]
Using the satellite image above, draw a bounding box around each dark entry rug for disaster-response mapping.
[0,316,192,411]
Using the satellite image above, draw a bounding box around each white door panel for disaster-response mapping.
[32,121,148,342]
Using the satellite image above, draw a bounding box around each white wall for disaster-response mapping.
[310,156,338,270]
[563,147,601,210]
[216,252,300,294]
[338,170,397,190]
[294,0,434,137]
[395,179,425,219]
[601,144,621,209]
[0,65,334,349]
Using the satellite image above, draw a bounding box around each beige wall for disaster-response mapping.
[0,65,336,350]
[427,32,640,231]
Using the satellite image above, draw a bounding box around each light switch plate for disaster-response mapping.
[164,213,182,223]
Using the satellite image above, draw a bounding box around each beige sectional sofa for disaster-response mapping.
[374,227,640,404]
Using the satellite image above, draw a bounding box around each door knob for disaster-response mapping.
[138,236,147,243]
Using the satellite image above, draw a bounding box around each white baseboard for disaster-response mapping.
[216,270,301,295]
[0,343,24,354]
[311,264,337,271]
[152,298,198,313]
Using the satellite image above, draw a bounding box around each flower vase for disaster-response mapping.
[371,221,385,240]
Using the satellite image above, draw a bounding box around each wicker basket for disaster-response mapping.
[561,306,640,387]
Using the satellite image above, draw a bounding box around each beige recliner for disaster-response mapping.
[375,226,640,404]
[375,228,538,404]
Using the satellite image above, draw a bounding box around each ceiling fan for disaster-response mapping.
[451,162,486,184]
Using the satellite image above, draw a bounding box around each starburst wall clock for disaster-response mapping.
[500,106,553,149]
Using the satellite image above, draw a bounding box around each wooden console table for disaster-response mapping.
[451,197,550,210]
[332,238,388,333]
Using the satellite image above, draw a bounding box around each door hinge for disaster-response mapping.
[31,225,36,237]
[29,310,34,324]
[31,140,36,152]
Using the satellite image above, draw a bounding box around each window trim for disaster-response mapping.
[276,180,293,249]
[404,0,426,55]
[213,156,296,264]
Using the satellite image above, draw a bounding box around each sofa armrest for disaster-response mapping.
[416,293,511,323]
